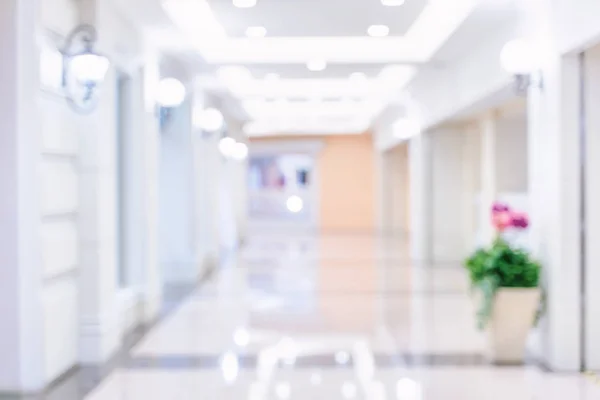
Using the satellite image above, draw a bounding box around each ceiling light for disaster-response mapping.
[264,73,280,82]
[194,107,224,132]
[219,137,237,157]
[220,352,239,384]
[397,378,422,399]
[341,382,358,399]
[378,65,415,85]
[349,72,367,82]
[233,328,250,347]
[381,0,405,5]
[393,117,421,140]
[156,78,186,107]
[163,0,226,39]
[335,351,351,365]
[233,0,256,8]
[231,142,249,161]
[310,372,322,385]
[307,59,327,72]
[275,382,291,399]
[217,66,252,83]
[368,25,390,37]
[245,26,267,38]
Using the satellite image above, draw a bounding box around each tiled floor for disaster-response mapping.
[40,233,600,399]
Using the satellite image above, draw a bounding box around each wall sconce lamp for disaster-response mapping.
[194,107,225,134]
[500,39,543,95]
[61,24,110,113]
[192,106,248,160]
[156,77,186,131]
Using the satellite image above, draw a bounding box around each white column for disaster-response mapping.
[379,145,411,236]
[583,43,600,370]
[231,153,249,244]
[139,56,163,322]
[479,112,498,245]
[528,51,582,370]
[462,127,481,251]
[408,133,432,261]
[193,132,221,264]
[376,150,392,234]
[159,98,200,283]
[219,158,239,253]
[429,129,466,262]
[0,0,45,392]
[78,0,120,363]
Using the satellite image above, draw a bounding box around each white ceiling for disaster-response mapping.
[115,0,511,136]
[206,0,428,38]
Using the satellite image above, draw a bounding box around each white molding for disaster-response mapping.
[249,139,324,156]
[79,311,120,364]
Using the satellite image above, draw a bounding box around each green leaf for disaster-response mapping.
[464,237,543,329]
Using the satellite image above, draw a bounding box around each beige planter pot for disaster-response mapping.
[486,287,540,364]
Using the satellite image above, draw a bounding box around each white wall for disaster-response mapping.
[496,113,528,193]
[399,0,600,372]
[159,100,200,283]
[0,0,46,391]
[378,144,410,236]
[39,0,83,382]
[408,134,432,261]
[0,0,166,387]
[582,43,600,371]
[429,129,468,262]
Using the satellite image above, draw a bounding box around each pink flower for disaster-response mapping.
[491,202,510,214]
[492,211,512,232]
[510,212,529,229]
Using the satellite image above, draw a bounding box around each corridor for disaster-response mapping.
[69,233,599,400]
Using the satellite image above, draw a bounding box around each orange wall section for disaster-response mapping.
[317,134,376,232]
[250,133,376,232]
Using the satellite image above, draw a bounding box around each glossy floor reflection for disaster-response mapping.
[87,233,599,399]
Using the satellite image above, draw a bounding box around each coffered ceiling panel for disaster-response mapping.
[207,0,428,38]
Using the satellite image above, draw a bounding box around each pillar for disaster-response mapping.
[376,150,393,234]
[479,112,498,245]
[408,133,432,261]
[78,0,121,363]
[524,0,582,369]
[583,43,600,370]
[159,96,199,283]
[379,145,410,236]
[429,128,467,262]
[0,0,46,391]
[138,53,163,322]
[461,126,481,252]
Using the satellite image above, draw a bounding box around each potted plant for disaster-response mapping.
[464,202,541,364]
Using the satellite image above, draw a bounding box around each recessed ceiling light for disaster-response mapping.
[341,382,358,399]
[217,66,252,83]
[368,25,390,37]
[307,59,327,72]
[275,382,292,399]
[381,0,405,5]
[349,72,367,81]
[233,0,256,8]
[335,351,351,365]
[245,26,267,38]
[264,73,280,81]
